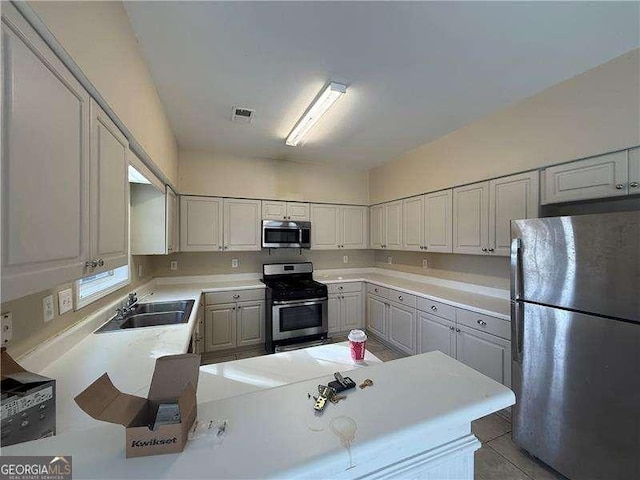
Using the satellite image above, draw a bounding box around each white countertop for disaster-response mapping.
[4,350,514,479]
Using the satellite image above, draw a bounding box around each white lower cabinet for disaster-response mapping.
[387,302,417,355]
[328,291,363,333]
[204,290,265,352]
[366,294,387,338]
[418,307,511,388]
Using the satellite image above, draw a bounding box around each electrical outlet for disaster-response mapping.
[423,259,429,269]
[170,261,178,271]
[138,264,143,277]
[58,288,73,315]
[343,255,348,264]
[387,256,393,265]
[1,313,12,345]
[43,295,55,322]
[231,259,239,268]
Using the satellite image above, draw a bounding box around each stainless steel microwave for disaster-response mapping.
[262,220,311,249]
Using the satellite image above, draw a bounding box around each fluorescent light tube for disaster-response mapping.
[286,82,347,147]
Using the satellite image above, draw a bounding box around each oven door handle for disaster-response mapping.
[272,297,328,306]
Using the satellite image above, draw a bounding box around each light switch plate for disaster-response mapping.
[343,256,348,264]
[58,288,73,315]
[423,259,429,269]
[43,295,55,322]
[170,261,178,271]
[1,313,12,345]
[387,257,393,265]
[231,259,239,268]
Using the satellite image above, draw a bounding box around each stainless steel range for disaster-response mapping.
[262,262,328,353]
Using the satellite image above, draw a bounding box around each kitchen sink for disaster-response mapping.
[95,299,194,333]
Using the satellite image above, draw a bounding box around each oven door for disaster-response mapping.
[272,297,328,341]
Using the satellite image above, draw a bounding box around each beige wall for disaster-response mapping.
[152,250,374,277]
[179,151,369,205]
[374,251,509,290]
[1,256,155,358]
[30,1,179,185]
[369,49,640,204]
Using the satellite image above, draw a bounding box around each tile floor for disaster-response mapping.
[200,336,566,480]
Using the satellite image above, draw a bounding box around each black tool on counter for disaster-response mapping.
[328,372,356,393]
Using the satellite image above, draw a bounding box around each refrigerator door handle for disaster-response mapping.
[510,237,523,300]
[511,300,524,363]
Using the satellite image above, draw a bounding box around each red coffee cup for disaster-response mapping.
[348,329,367,363]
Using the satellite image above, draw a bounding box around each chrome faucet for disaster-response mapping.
[115,292,139,320]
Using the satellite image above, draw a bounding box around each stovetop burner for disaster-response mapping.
[262,262,328,301]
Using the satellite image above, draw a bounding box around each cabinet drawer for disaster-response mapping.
[417,298,456,322]
[327,282,362,294]
[366,283,389,298]
[388,289,416,308]
[205,289,264,305]
[456,308,510,340]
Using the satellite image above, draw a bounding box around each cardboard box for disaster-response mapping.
[75,353,200,458]
[1,348,56,447]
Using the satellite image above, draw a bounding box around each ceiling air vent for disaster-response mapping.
[231,106,255,124]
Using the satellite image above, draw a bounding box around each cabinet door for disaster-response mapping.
[418,312,456,358]
[166,188,179,254]
[328,294,341,333]
[388,302,416,355]
[1,6,91,301]
[402,196,424,251]
[180,196,223,251]
[262,201,287,220]
[369,205,385,249]
[424,189,453,253]
[384,201,403,249]
[130,183,166,255]
[287,202,310,221]
[341,292,363,331]
[310,204,340,249]
[628,147,640,193]
[542,151,629,204]
[224,198,261,251]
[456,325,511,387]
[453,181,490,255]
[340,206,368,249]
[489,172,539,256]
[366,294,387,339]
[236,300,265,347]
[204,304,237,352]
[192,303,204,354]
[89,101,129,274]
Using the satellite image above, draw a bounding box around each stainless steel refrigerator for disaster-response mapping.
[510,211,640,480]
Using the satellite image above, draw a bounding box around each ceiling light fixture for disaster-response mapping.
[285,82,347,147]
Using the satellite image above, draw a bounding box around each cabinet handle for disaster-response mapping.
[477,319,487,326]
[431,305,437,311]
[218,246,222,250]
[630,182,639,188]
[488,248,494,253]
[456,328,461,333]
[98,259,104,267]
[233,294,240,299]
[615,184,625,190]
[398,296,403,301]
[85,260,98,268]
[374,288,379,292]
[419,246,423,250]
[232,307,236,311]
[481,247,488,252]
[449,326,454,331]
[238,306,242,309]
[338,286,343,290]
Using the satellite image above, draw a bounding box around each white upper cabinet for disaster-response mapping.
[542,151,629,204]
[339,206,368,249]
[166,187,179,254]
[454,172,538,256]
[1,6,91,301]
[424,189,453,253]
[384,201,403,249]
[311,204,367,250]
[310,204,340,249]
[402,196,424,251]
[369,205,385,249]
[489,172,539,256]
[223,198,262,251]
[453,182,490,255]
[89,100,129,274]
[180,196,224,251]
[262,201,310,221]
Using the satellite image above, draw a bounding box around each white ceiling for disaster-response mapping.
[124,1,639,169]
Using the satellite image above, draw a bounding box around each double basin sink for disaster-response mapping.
[95,300,195,333]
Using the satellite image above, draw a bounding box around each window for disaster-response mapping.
[75,264,130,309]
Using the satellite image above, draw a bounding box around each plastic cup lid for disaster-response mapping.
[348,329,367,342]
